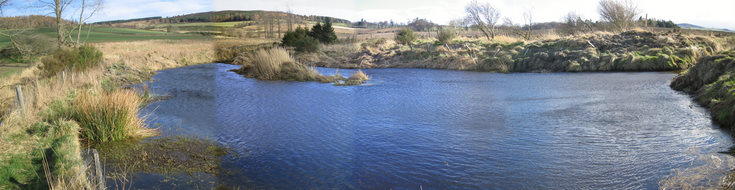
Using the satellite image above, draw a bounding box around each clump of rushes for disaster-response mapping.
[236,47,334,82]
[72,90,157,145]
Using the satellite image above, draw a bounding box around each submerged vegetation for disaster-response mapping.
[98,136,228,175]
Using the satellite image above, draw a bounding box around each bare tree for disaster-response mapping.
[0,0,10,13]
[502,17,523,39]
[73,0,103,46]
[598,0,639,31]
[561,12,593,35]
[464,0,500,40]
[286,7,294,32]
[522,9,532,40]
[38,0,74,48]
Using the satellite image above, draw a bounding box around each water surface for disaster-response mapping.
[140,63,733,189]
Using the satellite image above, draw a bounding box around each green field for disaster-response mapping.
[0,63,28,78]
[168,21,250,27]
[0,27,211,48]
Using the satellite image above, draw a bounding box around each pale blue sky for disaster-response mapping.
[3,0,734,30]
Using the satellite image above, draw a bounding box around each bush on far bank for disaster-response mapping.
[41,45,103,77]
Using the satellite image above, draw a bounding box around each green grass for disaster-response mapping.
[0,27,211,48]
[0,63,28,78]
[0,120,85,189]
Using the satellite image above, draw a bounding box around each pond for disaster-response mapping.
[135,63,733,189]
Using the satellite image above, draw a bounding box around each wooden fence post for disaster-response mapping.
[15,85,25,117]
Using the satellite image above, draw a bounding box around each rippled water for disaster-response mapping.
[138,63,733,189]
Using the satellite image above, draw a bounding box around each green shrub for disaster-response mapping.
[437,28,456,45]
[295,36,320,53]
[75,45,103,69]
[40,45,103,77]
[395,28,418,51]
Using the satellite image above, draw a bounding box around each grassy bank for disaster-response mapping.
[671,50,735,129]
[300,30,731,73]
[0,38,252,188]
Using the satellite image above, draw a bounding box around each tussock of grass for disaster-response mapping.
[70,90,156,145]
[348,70,369,81]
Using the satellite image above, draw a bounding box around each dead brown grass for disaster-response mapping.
[348,70,369,81]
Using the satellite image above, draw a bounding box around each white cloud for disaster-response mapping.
[95,0,211,22]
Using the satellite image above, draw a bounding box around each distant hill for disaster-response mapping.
[678,23,733,32]
[0,15,62,29]
[678,23,704,29]
[94,10,352,26]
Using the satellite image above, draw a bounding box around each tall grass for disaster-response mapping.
[71,90,156,144]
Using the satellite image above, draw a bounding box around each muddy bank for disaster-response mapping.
[671,50,735,129]
[298,31,726,73]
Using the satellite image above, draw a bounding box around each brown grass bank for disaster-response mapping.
[299,30,732,73]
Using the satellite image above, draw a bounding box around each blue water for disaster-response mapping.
[137,63,732,189]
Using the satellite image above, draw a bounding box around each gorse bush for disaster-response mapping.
[41,45,103,77]
[395,28,418,51]
[437,28,456,45]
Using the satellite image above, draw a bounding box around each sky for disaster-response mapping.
[3,0,734,30]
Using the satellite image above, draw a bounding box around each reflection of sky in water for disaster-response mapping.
[138,64,733,189]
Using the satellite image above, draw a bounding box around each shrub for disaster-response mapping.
[40,45,103,77]
[295,36,320,53]
[437,28,456,45]
[395,28,418,51]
